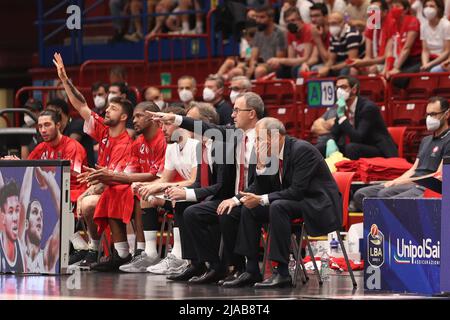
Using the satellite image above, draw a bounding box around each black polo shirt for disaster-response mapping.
[414,129,450,177]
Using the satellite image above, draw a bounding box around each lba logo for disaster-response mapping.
[368,224,385,268]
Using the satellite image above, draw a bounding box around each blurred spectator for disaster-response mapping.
[123,0,160,42]
[346,0,370,32]
[317,12,365,77]
[92,82,109,115]
[323,0,347,14]
[350,0,395,74]
[109,0,127,41]
[246,5,288,79]
[384,0,422,82]
[46,99,96,167]
[229,76,252,104]
[420,0,450,72]
[328,76,398,159]
[21,98,44,159]
[267,6,314,78]
[110,65,127,84]
[302,3,330,73]
[279,0,312,28]
[203,74,233,125]
[143,86,167,110]
[352,96,450,211]
[311,104,338,157]
[177,75,197,108]
[49,79,68,102]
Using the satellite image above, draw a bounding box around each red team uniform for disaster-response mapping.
[28,135,88,202]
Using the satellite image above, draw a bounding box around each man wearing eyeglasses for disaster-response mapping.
[327,75,398,159]
[353,96,450,212]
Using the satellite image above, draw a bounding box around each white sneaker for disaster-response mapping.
[119,252,160,273]
[146,253,188,275]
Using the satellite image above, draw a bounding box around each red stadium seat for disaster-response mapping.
[390,100,427,126]
[387,126,407,158]
[265,104,298,135]
[332,171,355,231]
[434,72,450,99]
[358,75,387,103]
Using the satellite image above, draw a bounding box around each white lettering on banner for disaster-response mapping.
[321,81,335,106]
[66,5,81,30]
[395,238,440,264]
[366,266,381,290]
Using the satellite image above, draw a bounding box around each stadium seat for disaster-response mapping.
[265,104,298,135]
[434,72,450,99]
[332,172,355,231]
[387,126,407,158]
[390,100,427,126]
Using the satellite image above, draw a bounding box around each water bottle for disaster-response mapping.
[320,251,330,281]
[288,254,296,278]
[330,238,339,256]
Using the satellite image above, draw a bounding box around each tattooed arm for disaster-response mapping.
[53,52,91,121]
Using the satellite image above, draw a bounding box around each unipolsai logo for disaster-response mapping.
[394,238,440,265]
[367,224,385,268]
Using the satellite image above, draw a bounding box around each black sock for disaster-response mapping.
[246,259,260,275]
[277,263,289,277]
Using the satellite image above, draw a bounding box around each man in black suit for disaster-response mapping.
[147,92,265,284]
[222,117,343,288]
[202,74,234,125]
[327,76,398,159]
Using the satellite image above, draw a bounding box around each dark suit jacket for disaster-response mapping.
[180,116,256,200]
[331,96,398,157]
[215,99,233,126]
[248,136,343,237]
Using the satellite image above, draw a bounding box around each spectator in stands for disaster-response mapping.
[311,105,338,157]
[420,0,450,72]
[324,0,347,14]
[317,12,365,77]
[21,98,44,159]
[279,0,313,28]
[267,7,314,78]
[346,0,370,32]
[246,5,288,79]
[350,0,395,74]
[143,86,167,110]
[110,65,127,84]
[109,0,127,42]
[384,0,422,81]
[328,76,398,159]
[302,3,330,73]
[123,0,154,42]
[229,76,252,104]
[46,99,96,167]
[92,82,109,115]
[177,75,197,108]
[353,96,450,211]
[203,75,233,125]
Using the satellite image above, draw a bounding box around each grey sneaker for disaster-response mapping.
[119,252,161,273]
[146,253,189,275]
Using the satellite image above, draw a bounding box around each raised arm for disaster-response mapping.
[53,53,91,121]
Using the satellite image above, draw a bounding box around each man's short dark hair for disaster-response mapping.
[428,96,450,112]
[26,199,41,220]
[110,66,127,79]
[336,75,360,95]
[283,7,301,21]
[39,109,62,124]
[370,0,389,11]
[110,82,128,96]
[310,3,328,16]
[255,5,274,18]
[134,101,160,113]
[162,105,187,116]
[46,99,69,116]
[0,180,20,212]
[392,0,410,9]
[91,82,109,92]
[109,97,133,121]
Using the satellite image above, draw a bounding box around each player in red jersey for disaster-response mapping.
[53,53,134,270]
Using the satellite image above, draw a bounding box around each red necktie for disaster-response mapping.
[238,135,248,192]
[201,143,210,188]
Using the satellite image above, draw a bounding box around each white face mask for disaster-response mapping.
[203,88,216,102]
[108,93,119,103]
[154,100,165,110]
[426,115,443,132]
[423,7,437,20]
[329,25,342,37]
[411,0,422,11]
[179,89,194,103]
[336,88,350,101]
[94,95,106,109]
[24,114,35,127]
[230,90,241,104]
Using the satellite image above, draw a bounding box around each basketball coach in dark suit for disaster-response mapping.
[223,117,343,288]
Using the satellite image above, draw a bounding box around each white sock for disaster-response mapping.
[127,234,136,254]
[171,227,182,259]
[195,21,203,33]
[114,242,130,258]
[182,21,189,32]
[71,232,89,250]
[88,239,100,251]
[144,231,158,256]
[137,242,145,251]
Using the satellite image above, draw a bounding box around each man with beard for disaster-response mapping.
[53,52,134,270]
[82,101,167,271]
[23,167,61,273]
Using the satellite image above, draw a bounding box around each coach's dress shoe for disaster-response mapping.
[188,269,226,285]
[253,273,293,289]
[222,272,262,288]
[167,264,207,281]
[217,270,242,286]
